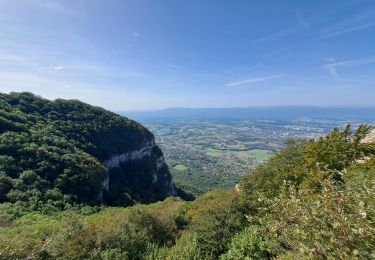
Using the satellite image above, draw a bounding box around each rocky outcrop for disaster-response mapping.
[100,137,177,205]
[356,128,375,165]
[362,128,375,144]
[103,140,156,170]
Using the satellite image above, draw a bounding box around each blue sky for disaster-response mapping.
[0,0,374,110]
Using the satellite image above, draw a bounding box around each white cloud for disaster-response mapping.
[324,65,340,81]
[324,58,375,68]
[323,22,375,39]
[226,74,288,87]
[53,65,64,71]
[165,63,186,71]
[323,57,375,80]
[133,32,139,38]
[250,19,310,46]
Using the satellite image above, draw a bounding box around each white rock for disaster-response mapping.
[103,144,156,170]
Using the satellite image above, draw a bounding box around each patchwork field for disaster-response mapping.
[131,116,370,196]
[173,164,189,171]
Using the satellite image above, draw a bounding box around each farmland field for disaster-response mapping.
[173,164,189,171]
[127,110,374,196]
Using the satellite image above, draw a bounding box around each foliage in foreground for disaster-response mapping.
[0,125,374,259]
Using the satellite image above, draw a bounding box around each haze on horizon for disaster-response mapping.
[0,0,375,110]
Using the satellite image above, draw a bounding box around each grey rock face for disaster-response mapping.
[100,137,176,205]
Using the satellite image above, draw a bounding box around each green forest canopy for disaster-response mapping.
[0,92,153,208]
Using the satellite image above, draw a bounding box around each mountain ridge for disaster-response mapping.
[0,92,182,207]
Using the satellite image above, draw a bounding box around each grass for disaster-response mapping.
[173,164,189,171]
[206,148,272,162]
[237,151,255,160]
[249,149,273,162]
[236,149,273,162]
[206,149,224,157]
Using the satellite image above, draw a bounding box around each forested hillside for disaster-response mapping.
[0,122,374,259]
[0,92,180,210]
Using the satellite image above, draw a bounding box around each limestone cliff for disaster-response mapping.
[101,137,177,205]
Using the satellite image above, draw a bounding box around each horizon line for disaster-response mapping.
[119,105,375,113]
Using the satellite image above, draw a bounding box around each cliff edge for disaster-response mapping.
[0,92,178,207]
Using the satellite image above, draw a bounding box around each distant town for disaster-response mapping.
[137,115,374,195]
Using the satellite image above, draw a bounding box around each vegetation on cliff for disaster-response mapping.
[0,92,176,209]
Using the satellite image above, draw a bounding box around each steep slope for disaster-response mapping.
[0,92,177,207]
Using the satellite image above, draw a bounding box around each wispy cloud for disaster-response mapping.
[296,10,310,30]
[0,69,193,111]
[0,21,149,78]
[323,57,375,80]
[0,53,38,67]
[322,21,375,39]
[324,64,340,81]
[0,0,87,19]
[226,74,287,87]
[33,0,69,12]
[250,25,302,45]
[321,7,375,39]
[251,12,312,46]
[0,29,150,106]
[164,63,186,71]
[53,65,64,71]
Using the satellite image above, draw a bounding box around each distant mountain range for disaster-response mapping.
[123,106,375,121]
